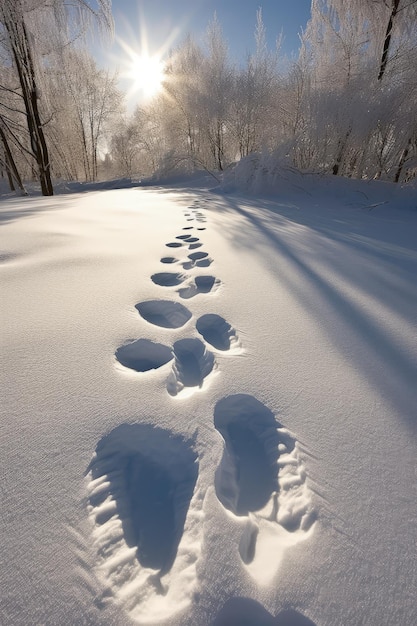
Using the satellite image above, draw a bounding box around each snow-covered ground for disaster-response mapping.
[1,173,416,626]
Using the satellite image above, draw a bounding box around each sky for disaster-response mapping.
[97,1,312,106]
[108,0,312,60]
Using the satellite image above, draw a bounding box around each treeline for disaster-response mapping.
[1,1,417,195]
[111,0,417,185]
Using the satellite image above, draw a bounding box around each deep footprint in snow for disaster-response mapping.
[189,242,202,250]
[176,234,192,240]
[86,424,202,622]
[196,314,241,351]
[188,251,208,261]
[136,300,192,328]
[182,251,211,270]
[166,241,183,248]
[167,338,215,397]
[160,256,178,264]
[151,272,187,287]
[115,339,173,373]
[214,394,315,584]
[178,275,221,299]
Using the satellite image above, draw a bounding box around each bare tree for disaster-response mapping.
[0,0,113,194]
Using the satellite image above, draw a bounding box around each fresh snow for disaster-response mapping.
[1,174,416,626]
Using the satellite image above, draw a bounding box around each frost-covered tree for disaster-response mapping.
[162,36,205,165]
[199,16,234,170]
[328,0,417,80]
[230,9,280,158]
[290,0,417,180]
[0,0,113,194]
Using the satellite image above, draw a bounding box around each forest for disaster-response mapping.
[1,0,416,195]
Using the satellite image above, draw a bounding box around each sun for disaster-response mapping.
[127,52,166,99]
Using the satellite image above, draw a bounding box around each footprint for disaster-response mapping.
[160,256,178,264]
[135,300,192,328]
[86,424,203,622]
[166,242,183,248]
[195,258,212,268]
[115,339,173,373]
[183,227,193,230]
[189,242,202,250]
[188,251,208,262]
[182,251,212,270]
[167,338,216,397]
[214,395,315,584]
[196,227,206,231]
[196,314,241,352]
[176,234,192,240]
[186,237,199,243]
[178,276,221,299]
[151,272,187,287]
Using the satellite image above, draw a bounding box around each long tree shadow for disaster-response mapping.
[212,597,317,626]
[213,194,417,428]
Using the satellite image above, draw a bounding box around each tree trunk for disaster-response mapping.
[3,7,54,195]
[332,128,352,176]
[378,0,401,81]
[0,123,27,194]
[394,137,412,183]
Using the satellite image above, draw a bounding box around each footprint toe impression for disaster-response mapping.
[214,395,315,583]
[115,339,173,373]
[136,300,192,329]
[178,276,221,299]
[196,314,240,351]
[87,425,202,622]
[188,251,208,261]
[183,251,212,270]
[151,272,187,287]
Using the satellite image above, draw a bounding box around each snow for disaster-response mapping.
[1,174,416,626]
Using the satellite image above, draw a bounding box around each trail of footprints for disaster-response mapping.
[117,202,227,396]
[86,198,315,623]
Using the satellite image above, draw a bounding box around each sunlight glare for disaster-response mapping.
[127,52,166,98]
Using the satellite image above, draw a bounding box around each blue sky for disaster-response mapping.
[107,0,312,63]
[96,1,312,106]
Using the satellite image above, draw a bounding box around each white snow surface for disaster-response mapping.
[1,174,416,626]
